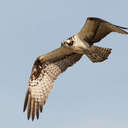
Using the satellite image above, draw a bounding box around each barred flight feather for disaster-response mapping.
[23,52,82,120]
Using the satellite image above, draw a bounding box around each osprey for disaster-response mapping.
[23,17,128,120]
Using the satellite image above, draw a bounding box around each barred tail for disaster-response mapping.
[84,46,112,63]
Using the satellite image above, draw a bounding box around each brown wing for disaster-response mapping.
[78,17,128,44]
[23,47,82,121]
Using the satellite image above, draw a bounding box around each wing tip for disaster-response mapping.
[116,25,128,30]
[23,89,29,112]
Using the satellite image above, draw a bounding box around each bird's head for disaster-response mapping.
[61,35,88,54]
[61,37,74,47]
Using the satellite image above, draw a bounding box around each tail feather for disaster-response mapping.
[84,46,112,63]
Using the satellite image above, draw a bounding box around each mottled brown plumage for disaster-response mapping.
[23,47,82,120]
[84,46,112,62]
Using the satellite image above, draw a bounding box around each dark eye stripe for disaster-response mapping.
[68,37,72,40]
[68,41,74,46]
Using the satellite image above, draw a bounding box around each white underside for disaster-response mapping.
[66,34,90,54]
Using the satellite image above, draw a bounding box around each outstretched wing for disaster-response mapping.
[23,46,82,120]
[78,17,128,44]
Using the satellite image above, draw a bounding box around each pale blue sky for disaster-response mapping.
[0,0,128,128]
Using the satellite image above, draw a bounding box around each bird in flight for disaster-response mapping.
[23,17,128,120]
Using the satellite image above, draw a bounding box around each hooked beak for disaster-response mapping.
[61,41,67,47]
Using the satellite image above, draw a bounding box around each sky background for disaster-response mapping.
[0,0,128,128]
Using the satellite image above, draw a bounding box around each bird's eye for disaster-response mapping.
[68,41,74,46]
